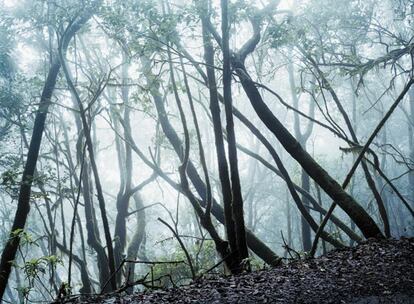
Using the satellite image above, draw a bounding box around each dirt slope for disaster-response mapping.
[63,238,414,304]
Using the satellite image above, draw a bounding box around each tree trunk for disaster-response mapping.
[113,52,134,285]
[125,193,147,293]
[221,0,249,268]
[409,87,414,204]
[288,60,313,251]
[201,15,238,264]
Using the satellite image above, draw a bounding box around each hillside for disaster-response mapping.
[62,238,414,304]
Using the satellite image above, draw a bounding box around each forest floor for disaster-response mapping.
[62,237,414,304]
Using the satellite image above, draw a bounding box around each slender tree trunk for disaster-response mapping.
[285,189,292,257]
[113,52,134,285]
[201,15,238,264]
[68,87,110,291]
[409,87,414,203]
[376,129,392,233]
[246,146,259,230]
[60,116,88,264]
[56,242,92,294]
[221,0,249,268]
[125,193,147,293]
[288,60,313,251]
[300,171,312,250]
[314,184,326,254]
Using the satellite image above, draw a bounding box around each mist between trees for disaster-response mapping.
[0,0,413,302]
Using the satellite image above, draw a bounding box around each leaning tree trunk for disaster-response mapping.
[232,58,383,239]
[307,56,390,237]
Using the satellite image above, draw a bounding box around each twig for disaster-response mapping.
[158,218,196,280]
[281,231,300,260]
[198,253,232,279]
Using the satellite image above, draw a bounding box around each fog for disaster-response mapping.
[0,0,413,301]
